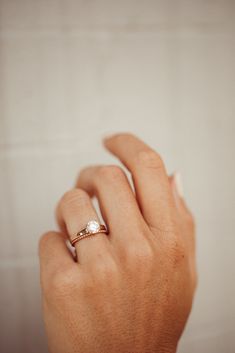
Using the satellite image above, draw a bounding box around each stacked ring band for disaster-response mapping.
[70,220,108,247]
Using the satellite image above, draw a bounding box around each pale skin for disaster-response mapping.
[39,133,197,353]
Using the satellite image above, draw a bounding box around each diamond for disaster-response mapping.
[86,220,100,233]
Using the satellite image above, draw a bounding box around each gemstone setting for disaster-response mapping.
[86,220,100,234]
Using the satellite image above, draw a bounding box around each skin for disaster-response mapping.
[39,133,197,353]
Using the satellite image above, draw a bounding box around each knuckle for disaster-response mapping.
[97,165,125,181]
[47,268,79,299]
[39,231,55,255]
[124,239,155,267]
[166,236,186,267]
[93,256,119,283]
[60,188,89,208]
[150,216,176,234]
[135,149,164,170]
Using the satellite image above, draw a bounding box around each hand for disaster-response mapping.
[39,133,197,353]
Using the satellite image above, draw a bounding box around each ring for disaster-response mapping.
[70,220,108,246]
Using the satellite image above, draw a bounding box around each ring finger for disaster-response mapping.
[56,188,111,265]
[75,165,148,248]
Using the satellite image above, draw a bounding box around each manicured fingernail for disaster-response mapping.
[174,171,184,198]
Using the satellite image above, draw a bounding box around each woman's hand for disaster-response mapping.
[39,133,197,353]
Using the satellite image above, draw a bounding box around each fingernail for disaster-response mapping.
[174,171,184,198]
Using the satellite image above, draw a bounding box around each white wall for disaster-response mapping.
[0,1,235,352]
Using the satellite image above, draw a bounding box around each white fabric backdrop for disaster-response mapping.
[0,1,235,352]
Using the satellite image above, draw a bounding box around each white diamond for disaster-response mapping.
[86,220,100,233]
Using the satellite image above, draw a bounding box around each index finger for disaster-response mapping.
[103,133,174,231]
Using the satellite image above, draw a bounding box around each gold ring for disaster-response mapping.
[70,220,108,247]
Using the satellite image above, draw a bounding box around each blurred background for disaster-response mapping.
[0,1,235,352]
